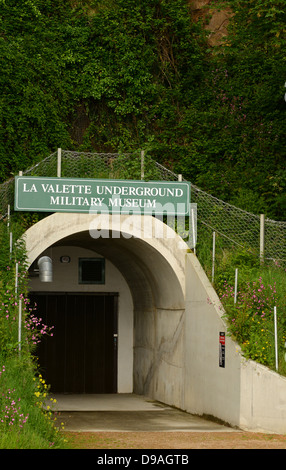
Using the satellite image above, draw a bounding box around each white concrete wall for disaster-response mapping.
[154,308,185,407]
[29,245,134,393]
[133,306,185,408]
[185,252,286,434]
[24,213,286,433]
[240,359,286,433]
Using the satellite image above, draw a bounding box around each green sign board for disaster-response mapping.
[14,177,190,215]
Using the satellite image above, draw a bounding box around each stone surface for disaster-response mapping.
[189,0,233,46]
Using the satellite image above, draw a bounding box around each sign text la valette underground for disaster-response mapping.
[15,177,190,215]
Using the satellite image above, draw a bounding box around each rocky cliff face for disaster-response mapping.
[189,0,233,46]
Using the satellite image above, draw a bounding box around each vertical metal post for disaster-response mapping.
[234,268,238,304]
[260,214,265,264]
[57,148,62,178]
[212,231,216,284]
[9,231,13,257]
[140,150,144,181]
[178,174,182,182]
[7,204,10,229]
[191,208,196,255]
[15,262,18,295]
[18,299,22,355]
[274,306,278,371]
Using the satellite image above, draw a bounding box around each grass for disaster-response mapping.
[0,355,68,449]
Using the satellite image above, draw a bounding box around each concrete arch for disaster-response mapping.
[25,212,188,404]
[25,213,187,311]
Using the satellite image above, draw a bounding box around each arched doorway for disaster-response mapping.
[25,213,187,403]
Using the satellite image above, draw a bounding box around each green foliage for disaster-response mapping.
[0,0,285,219]
[222,0,286,48]
[220,271,286,372]
[0,355,66,448]
[0,217,65,448]
[201,0,286,218]
[198,225,286,374]
[0,0,83,178]
[0,218,28,357]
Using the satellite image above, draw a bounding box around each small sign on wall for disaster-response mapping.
[219,332,225,368]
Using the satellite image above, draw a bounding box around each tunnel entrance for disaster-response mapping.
[25,213,186,404]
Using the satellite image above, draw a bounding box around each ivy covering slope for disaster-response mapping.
[0,0,285,219]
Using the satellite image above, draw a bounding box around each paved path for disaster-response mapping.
[50,393,236,433]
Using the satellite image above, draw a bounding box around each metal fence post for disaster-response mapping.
[212,231,216,284]
[57,148,62,178]
[18,298,22,355]
[191,207,196,255]
[234,268,238,304]
[274,306,278,371]
[260,214,265,264]
[141,150,144,181]
[9,231,12,257]
[7,204,10,229]
[15,261,18,295]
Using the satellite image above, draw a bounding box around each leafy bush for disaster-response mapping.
[0,0,285,219]
[220,276,285,369]
[199,226,286,374]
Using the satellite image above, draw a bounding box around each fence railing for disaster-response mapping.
[0,149,285,264]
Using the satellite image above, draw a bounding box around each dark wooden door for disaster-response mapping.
[30,293,118,393]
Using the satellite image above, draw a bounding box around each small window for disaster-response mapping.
[79,258,105,284]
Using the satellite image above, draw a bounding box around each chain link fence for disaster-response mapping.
[0,149,285,264]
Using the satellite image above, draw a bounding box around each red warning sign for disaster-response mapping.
[219,332,225,367]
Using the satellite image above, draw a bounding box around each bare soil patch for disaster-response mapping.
[64,431,286,449]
